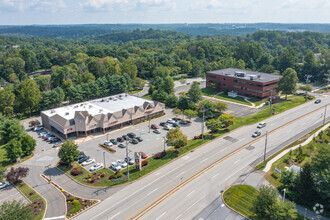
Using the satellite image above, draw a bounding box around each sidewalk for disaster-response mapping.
[263,123,330,172]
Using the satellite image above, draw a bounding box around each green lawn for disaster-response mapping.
[16,181,47,220]
[141,94,152,100]
[223,185,259,218]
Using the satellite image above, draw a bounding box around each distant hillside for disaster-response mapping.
[0,23,329,39]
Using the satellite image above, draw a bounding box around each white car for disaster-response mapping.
[82,158,95,166]
[89,163,104,172]
[110,162,121,171]
[0,182,10,189]
[167,119,175,124]
[257,122,266,128]
[117,160,127,168]
[164,125,173,130]
[104,141,113,147]
[125,157,134,165]
[34,126,43,131]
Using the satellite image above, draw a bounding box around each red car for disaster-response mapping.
[140,152,147,159]
[151,124,159,129]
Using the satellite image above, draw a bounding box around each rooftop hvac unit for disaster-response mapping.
[101,99,104,102]
[65,112,69,115]
[113,98,117,101]
[234,72,246,77]
[119,94,122,98]
[125,94,128,97]
[99,109,103,113]
[74,105,78,108]
[80,104,83,106]
[89,105,92,108]
[109,97,112,100]
[50,110,55,113]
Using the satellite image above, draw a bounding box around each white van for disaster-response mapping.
[257,122,266,128]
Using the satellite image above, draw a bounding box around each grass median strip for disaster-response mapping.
[15,181,46,220]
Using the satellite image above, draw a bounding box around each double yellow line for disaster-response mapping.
[129,104,328,220]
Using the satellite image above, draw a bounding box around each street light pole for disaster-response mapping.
[283,188,286,202]
[263,131,268,167]
[106,134,109,142]
[323,104,327,125]
[148,115,151,133]
[202,106,205,142]
[125,140,130,181]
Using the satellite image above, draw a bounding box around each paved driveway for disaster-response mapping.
[77,108,204,171]
[0,184,29,206]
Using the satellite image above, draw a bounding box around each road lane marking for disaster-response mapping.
[199,158,208,164]
[176,171,185,178]
[108,212,121,220]
[155,172,161,176]
[146,188,159,196]
[155,212,166,220]
[186,196,205,211]
[174,214,183,220]
[211,173,219,179]
[220,147,228,152]
[44,216,66,220]
[234,159,240,164]
[186,190,195,197]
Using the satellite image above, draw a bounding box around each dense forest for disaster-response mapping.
[0,28,329,118]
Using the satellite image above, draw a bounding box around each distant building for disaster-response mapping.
[206,68,281,99]
[41,93,165,138]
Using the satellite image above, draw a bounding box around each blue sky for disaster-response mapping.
[0,0,329,25]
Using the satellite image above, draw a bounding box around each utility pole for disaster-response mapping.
[202,106,205,142]
[323,104,327,125]
[125,140,130,181]
[148,115,151,133]
[263,131,268,167]
[163,136,166,152]
[103,152,106,168]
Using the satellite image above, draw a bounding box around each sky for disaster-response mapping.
[0,0,329,25]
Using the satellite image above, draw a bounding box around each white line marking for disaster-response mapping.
[187,196,205,211]
[156,212,166,220]
[220,147,228,152]
[212,173,219,179]
[234,159,240,164]
[175,214,183,220]
[199,158,208,164]
[155,172,161,176]
[176,171,185,177]
[186,190,195,197]
[108,212,121,220]
[44,216,66,220]
[146,188,159,196]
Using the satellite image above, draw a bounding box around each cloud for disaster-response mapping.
[0,0,66,12]
[192,0,260,11]
[81,0,175,11]
[281,0,330,9]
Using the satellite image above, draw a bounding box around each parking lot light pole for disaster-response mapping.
[103,152,106,168]
[202,107,205,142]
[163,136,166,152]
[125,140,130,181]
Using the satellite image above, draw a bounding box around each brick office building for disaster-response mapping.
[206,68,281,99]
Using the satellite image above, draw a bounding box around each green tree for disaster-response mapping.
[58,140,80,165]
[296,163,316,205]
[20,134,36,156]
[268,200,297,220]
[177,95,190,110]
[165,94,178,108]
[15,79,42,114]
[0,86,15,114]
[298,85,313,102]
[5,139,23,162]
[188,81,202,103]
[218,113,235,130]
[35,75,51,91]
[0,200,33,220]
[178,60,192,75]
[206,118,221,133]
[165,127,187,148]
[0,166,6,181]
[121,60,138,79]
[0,118,25,143]
[278,68,299,100]
[302,50,318,81]
[279,48,296,73]
[183,109,197,122]
[173,108,182,118]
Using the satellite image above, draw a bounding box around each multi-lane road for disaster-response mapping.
[74,95,329,220]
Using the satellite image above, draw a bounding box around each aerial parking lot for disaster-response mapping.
[76,108,204,171]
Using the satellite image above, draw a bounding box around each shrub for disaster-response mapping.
[109,175,114,180]
[70,168,83,176]
[153,151,167,160]
[97,176,101,179]
[90,178,95,183]
[173,149,180,154]
[101,173,105,177]
[114,173,123,179]
[283,156,290,164]
[88,178,91,182]
[142,160,149,167]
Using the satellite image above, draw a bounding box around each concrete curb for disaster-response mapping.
[263,122,330,172]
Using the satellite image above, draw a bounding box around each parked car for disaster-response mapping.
[53,141,62,148]
[153,129,161,134]
[173,122,181,127]
[34,126,43,131]
[136,137,143,142]
[315,99,321,104]
[257,122,266,128]
[78,156,90,164]
[252,131,261,137]
[104,141,113,146]
[167,119,175,124]
[125,157,135,165]
[49,137,60,143]
[159,122,166,126]
[117,137,124,142]
[151,124,159,129]
[127,132,136,138]
[90,163,104,171]
[0,182,10,189]
[82,158,95,166]
[110,139,118,145]
[39,131,47,137]
[140,152,147,159]
[110,162,121,171]
[122,135,130,140]
[118,143,126,148]
[164,125,173,130]
[117,160,127,168]
[130,138,139,144]
[78,151,85,159]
